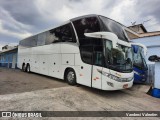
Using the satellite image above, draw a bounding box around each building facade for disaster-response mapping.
[0,47,18,69]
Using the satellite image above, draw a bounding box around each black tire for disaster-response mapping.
[65,69,76,85]
[22,64,25,72]
[26,64,30,73]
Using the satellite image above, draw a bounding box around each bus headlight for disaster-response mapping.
[108,74,133,82]
[97,69,133,82]
[108,74,120,81]
[120,77,133,82]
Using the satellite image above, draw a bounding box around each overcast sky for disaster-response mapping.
[0,0,160,50]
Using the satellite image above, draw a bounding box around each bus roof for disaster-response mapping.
[70,14,125,28]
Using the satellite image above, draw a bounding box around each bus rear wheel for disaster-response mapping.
[22,64,25,72]
[65,69,76,85]
[26,64,30,73]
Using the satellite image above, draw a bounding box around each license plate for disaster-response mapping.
[123,84,128,89]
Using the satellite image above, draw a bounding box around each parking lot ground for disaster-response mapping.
[0,68,68,95]
[0,68,160,120]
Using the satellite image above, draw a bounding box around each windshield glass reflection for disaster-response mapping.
[105,40,133,72]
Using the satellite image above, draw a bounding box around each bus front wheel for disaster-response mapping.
[65,69,76,85]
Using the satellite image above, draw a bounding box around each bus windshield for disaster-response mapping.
[99,16,128,42]
[133,46,148,70]
[105,40,133,72]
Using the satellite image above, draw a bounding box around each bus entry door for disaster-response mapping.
[92,51,103,89]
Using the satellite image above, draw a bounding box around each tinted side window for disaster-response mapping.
[45,30,60,44]
[72,17,100,45]
[100,16,128,41]
[80,45,93,64]
[47,24,76,43]
[80,38,104,66]
[20,36,37,47]
[19,23,76,47]
[37,32,46,46]
[60,24,74,42]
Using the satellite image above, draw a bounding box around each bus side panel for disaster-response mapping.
[60,43,92,87]
[60,43,79,54]
[48,54,61,79]
[75,53,92,87]
[61,43,80,80]
[30,54,39,73]
[39,55,49,75]
[62,54,74,65]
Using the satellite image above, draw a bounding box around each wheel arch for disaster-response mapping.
[22,62,25,68]
[63,67,76,80]
[26,63,30,66]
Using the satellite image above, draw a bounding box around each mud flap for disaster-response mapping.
[147,86,153,95]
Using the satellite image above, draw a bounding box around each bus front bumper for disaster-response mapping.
[102,79,134,90]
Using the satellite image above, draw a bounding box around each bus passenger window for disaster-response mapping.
[55,24,76,43]
[73,17,100,45]
[37,32,46,46]
[46,23,76,44]
[60,25,73,42]
[80,45,93,64]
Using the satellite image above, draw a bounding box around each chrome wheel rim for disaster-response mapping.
[67,71,74,82]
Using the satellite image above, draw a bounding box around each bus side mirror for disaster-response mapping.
[126,58,131,64]
[148,55,160,62]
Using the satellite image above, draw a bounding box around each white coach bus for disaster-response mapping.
[18,14,134,90]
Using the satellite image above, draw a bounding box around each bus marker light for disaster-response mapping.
[79,74,83,76]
